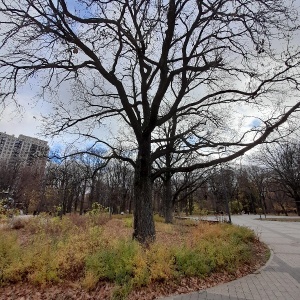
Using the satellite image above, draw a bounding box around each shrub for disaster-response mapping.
[146,243,175,281]
[174,223,255,276]
[85,239,139,286]
[0,232,23,284]
[123,217,133,228]
[9,217,29,230]
[174,247,211,277]
[111,283,133,300]
[0,214,260,298]
[230,200,243,214]
[153,214,165,223]
[0,215,107,285]
[131,250,150,287]
[25,236,60,284]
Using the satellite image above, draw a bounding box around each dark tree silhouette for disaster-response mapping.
[260,142,300,215]
[1,0,300,243]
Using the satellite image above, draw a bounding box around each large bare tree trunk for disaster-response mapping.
[133,140,155,244]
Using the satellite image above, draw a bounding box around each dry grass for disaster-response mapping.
[0,214,269,300]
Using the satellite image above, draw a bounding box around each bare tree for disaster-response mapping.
[152,114,213,222]
[246,165,269,216]
[0,160,20,193]
[1,0,300,243]
[0,157,46,213]
[76,149,107,213]
[267,180,294,215]
[259,142,300,215]
[208,165,237,215]
[106,160,134,214]
[236,165,258,214]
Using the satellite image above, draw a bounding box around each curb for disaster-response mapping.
[253,247,274,274]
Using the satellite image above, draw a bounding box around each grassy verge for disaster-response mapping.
[0,213,267,299]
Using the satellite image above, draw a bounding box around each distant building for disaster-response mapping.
[0,132,49,168]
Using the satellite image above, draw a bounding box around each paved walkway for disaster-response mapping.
[158,215,300,300]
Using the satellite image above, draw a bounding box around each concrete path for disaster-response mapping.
[158,215,300,300]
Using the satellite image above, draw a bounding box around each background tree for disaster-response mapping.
[105,160,134,214]
[246,165,269,216]
[0,160,20,194]
[1,0,300,243]
[259,142,300,215]
[171,168,212,217]
[13,165,45,214]
[237,166,260,214]
[77,150,107,213]
[0,156,46,213]
[267,180,295,215]
[152,112,215,222]
[208,165,238,216]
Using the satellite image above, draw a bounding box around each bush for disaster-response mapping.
[85,239,139,284]
[174,223,255,276]
[175,247,211,277]
[146,243,175,281]
[0,215,107,285]
[230,200,243,214]
[123,217,133,228]
[0,214,260,298]
[26,239,60,284]
[9,217,29,230]
[153,214,165,223]
[0,232,23,284]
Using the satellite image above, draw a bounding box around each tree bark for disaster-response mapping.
[163,150,173,223]
[164,172,173,223]
[133,139,156,244]
[295,195,300,216]
[188,194,194,216]
[79,179,87,215]
[279,203,288,216]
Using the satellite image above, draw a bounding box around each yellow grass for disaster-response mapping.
[0,214,261,299]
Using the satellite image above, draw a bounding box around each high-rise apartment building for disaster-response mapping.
[0,132,49,167]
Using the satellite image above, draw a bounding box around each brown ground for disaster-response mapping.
[0,218,269,300]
